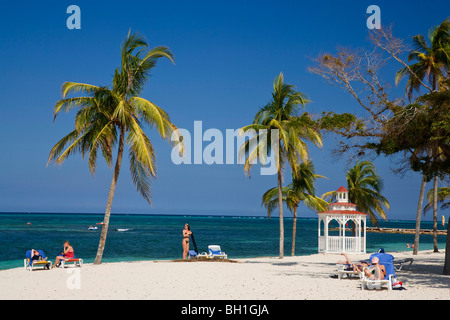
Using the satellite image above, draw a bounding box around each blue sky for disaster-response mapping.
[0,1,448,220]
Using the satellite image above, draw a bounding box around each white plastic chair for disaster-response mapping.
[60,258,83,268]
[208,245,227,259]
[336,264,362,280]
[360,267,393,290]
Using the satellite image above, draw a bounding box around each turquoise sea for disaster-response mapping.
[0,212,447,270]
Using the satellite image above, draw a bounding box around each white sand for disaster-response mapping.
[1,250,449,300]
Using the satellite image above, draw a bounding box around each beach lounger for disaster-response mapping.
[187,250,198,259]
[394,258,414,271]
[208,245,227,259]
[195,252,211,259]
[24,250,52,271]
[361,267,393,290]
[360,252,396,290]
[336,265,362,280]
[60,258,83,268]
[59,255,83,268]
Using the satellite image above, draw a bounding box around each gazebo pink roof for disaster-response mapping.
[317,186,367,215]
[317,210,367,215]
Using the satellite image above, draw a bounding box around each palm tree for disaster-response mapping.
[262,161,328,256]
[322,160,389,226]
[239,72,323,258]
[425,185,450,252]
[395,18,450,98]
[425,186,450,213]
[395,18,450,255]
[48,31,181,264]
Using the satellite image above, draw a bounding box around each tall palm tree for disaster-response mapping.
[48,31,181,264]
[425,185,450,252]
[395,18,450,98]
[239,72,322,258]
[395,18,449,254]
[262,161,328,256]
[322,160,389,225]
[425,186,450,213]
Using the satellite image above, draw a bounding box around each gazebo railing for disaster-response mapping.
[318,236,364,253]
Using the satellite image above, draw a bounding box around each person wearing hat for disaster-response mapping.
[364,256,385,280]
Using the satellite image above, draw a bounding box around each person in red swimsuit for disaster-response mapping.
[53,241,75,268]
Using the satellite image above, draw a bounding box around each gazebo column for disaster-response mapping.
[342,216,346,253]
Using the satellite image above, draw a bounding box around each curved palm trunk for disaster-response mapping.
[277,169,284,259]
[291,206,297,256]
[413,174,427,255]
[94,127,125,265]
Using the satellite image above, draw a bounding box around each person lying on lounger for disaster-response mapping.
[30,249,50,269]
[336,253,369,272]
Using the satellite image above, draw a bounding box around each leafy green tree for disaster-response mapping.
[48,32,181,264]
[239,73,322,258]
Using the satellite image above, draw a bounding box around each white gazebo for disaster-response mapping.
[317,186,367,253]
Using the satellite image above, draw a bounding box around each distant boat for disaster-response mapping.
[116,228,129,232]
[88,226,98,230]
[96,222,104,225]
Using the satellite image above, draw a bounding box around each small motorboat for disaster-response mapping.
[88,226,98,230]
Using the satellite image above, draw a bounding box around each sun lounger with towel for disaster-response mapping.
[208,245,227,259]
[361,252,396,290]
[24,250,52,271]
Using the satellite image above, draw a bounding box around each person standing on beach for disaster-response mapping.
[182,224,192,259]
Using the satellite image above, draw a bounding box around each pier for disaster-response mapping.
[366,227,447,235]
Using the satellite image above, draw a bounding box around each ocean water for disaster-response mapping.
[0,213,447,270]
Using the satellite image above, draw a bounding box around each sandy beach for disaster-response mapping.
[1,250,448,300]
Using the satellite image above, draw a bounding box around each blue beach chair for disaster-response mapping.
[208,245,227,259]
[361,252,396,290]
[370,252,396,280]
[187,250,198,259]
[24,249,52,271]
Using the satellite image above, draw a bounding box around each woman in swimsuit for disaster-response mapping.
[182,224,192,259]
[53,240,75,268]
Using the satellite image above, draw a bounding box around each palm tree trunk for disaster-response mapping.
[94,127,125,265]
[277,169,284,259]
[291,206,297,256]
[432,175,439,252]
[413,174,427,255]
